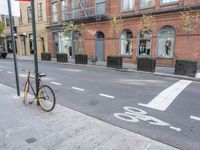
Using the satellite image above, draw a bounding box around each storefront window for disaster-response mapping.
[138,33,152,55]
[120,29,133,55]
[157,26,175,58]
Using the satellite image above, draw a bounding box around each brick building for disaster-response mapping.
[46,0,200,66]
[2,0,48,56]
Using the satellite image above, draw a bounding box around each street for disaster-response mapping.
[0,58,200,150]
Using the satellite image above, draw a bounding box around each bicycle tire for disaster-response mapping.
[38,85,56,112]
[23,81,29,105]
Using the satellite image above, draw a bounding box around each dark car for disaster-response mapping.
[0,37,7,58]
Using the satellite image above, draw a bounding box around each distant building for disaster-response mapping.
[2,0,48,56]
[46,0,200,66]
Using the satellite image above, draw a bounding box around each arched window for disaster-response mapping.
[138,32,152,55]
[120,29,133,55]
[157,26,175,58]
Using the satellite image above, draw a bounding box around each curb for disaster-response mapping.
[7,57,200,82]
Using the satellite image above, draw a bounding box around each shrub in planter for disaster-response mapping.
[175,59,197,77]
[41,53,51,61]
[107,56,122,69]
[137,56,156,72]
[56,53,68,62]
[75,54,88,64]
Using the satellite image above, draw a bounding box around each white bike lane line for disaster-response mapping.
[72,87,85,91]
[190,116,200,122]
[138,80,192,111]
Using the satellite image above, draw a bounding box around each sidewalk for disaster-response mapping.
[7,53,200,82]
[0,83,178,150]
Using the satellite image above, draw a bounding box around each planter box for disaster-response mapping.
[137,57,156,72]
[41,53,51,61]
[75,54,88,64]
[107,56,122,69]
[56,53,68,62]
[175,59,197,77]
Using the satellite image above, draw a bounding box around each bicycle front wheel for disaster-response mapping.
[38,85,56,112]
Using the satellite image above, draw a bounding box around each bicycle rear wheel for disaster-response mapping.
[38,85,56,112]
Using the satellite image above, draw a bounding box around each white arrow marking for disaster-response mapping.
[7,71,13,74]
[139,80,192,111]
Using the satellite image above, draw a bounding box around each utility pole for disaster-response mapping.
[31,0,39,97]
[7,0,20,96]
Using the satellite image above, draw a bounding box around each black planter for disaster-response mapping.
[107,56,122,69]
[56,53,68,62]
[75,54,88,64]
[137,57,156,72]
[175,59,197,77]
[41,53,51,61]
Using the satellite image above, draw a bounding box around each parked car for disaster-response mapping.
[0,37,7,58]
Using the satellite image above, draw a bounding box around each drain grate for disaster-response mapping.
[25,137,37,144]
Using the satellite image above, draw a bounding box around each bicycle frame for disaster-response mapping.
[25,71,43,100]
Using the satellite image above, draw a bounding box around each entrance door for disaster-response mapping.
[21,36,26,56]
[96,32,105,61]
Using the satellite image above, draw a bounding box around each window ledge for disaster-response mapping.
[120,55,132,58]
[121,9,134,13]
[139,6,155,10]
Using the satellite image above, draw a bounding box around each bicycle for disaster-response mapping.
[23,69,56,112]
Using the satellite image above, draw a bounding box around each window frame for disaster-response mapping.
[27,6,32,23]
[96,0,106,15]
[51,2,58,22]
[121,0,134,12]
[19,9,23,25]
[157,26,176,58]
[137,33,153,56]
[37,3,43,22]
[139,0,156,9]
[120,29,133,56]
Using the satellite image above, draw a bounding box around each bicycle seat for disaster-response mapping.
[38,73,46,78]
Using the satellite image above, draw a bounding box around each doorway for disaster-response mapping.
[96,31,105,61]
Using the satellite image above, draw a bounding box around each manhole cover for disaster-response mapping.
[25,137,37,144]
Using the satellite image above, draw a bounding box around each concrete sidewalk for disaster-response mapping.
[6,53,200,82]
[0,83,178,150]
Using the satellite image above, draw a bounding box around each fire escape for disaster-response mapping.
[64,0,108,22]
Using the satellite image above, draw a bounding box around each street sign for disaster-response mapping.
[0,0,20,17]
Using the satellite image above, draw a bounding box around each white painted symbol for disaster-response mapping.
[139,80,192,111]
[190,116,200,122]
[113,106,181,132]
[19,74,26,77]
[51,82,62,86]
[72,87,85,91]
[99,93,115,99]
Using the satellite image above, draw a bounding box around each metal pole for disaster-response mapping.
[7,0,20,96]
[31,0,39,97]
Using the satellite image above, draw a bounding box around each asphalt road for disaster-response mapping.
[0,59,200,150]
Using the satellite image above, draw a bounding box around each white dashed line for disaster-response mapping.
[59,68,82,72]
[72,87,85,91]
[190,116,200,121]
[7,71,13,74]
[0,66,6,68]
[51,82,62,86]
[19,74,26,77]
[99,93,115,99]
[169,126,182,132]
[139,80,192,111]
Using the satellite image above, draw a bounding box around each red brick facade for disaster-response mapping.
[46,0,200,67]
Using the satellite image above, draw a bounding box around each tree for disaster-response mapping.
[138,14,155,36]
[180,9,200,55]
[107,16,123,55]
[63,21,85,54]
[0,21,5,35]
